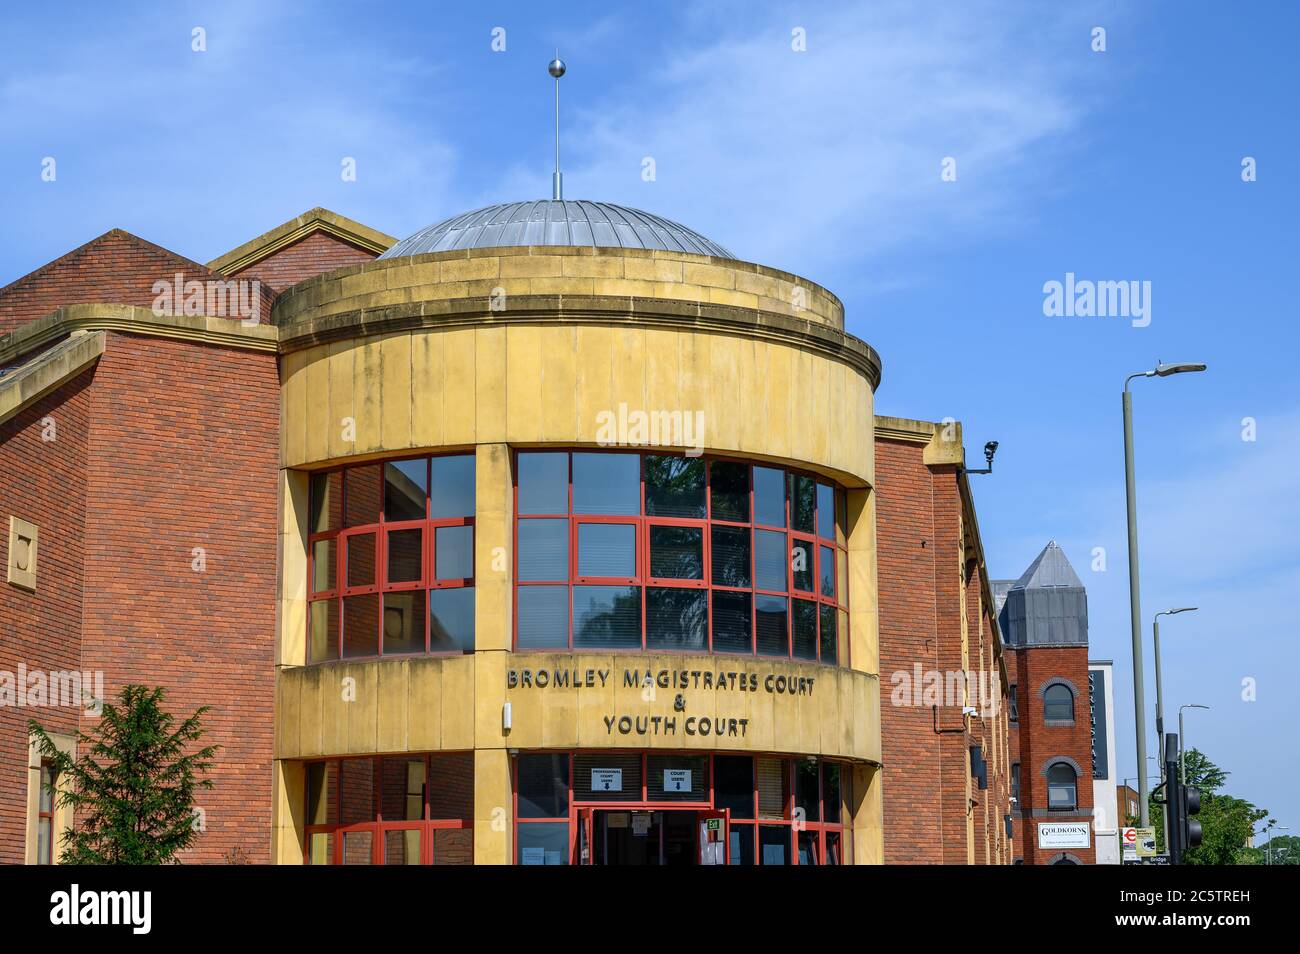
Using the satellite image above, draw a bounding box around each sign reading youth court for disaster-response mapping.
[506,665,819,739]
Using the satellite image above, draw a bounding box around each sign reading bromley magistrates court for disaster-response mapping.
[506,665,818,740]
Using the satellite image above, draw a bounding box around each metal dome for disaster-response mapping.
[377,200,734,259]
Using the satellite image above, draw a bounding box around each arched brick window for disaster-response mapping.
[1043,682,1074,723]
[1046,761,1078,811]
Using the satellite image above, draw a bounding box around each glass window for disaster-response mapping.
[577,524,636,578]
[754,530,787,592]
[646,588,707,650]
[819,604,837,665]
[791,539,813,592]
[572,453,639,515]
[797,830,819,865]
[647,755,708,800]
[511,454,848,660]
[386,529,422,584]
[435,525,474,580]
[518,453,569,515]
[790,474,816,533]
[517,754,569,818]
[516,821,569,865]
[573,586,641,649]
[429,587,474,652]
[648,525,703,580]
[1047,763,1077,810]
[312,538,336,593]
[817,483,835,541]
[757,757,787,818]
[344,465,382,527]
[343,594,379,657]
[728,824,754,865]
[709,461,748,522]
[516,586,569,649]
[346,533,376,588]
[1044,684,1074,721]
[309,600,339,663]
[823,763,841,823]
[795,759,821,824]
[384,459,427,522]
[1009,685,1019,723]
[310,471,342,534]
[753,467,785,527]
[518,519,568,582]
[825,830,842,865]
[382,591,425,654]
[755,595,788,656]
[760,826,790,865]
[715,756,755,819]
[710,526,750,588]
[712,591,752,654]
[792,599,817,661]
[429,455,475,518]
[645,456,705,518]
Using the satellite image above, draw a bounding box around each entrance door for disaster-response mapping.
[697,810,729,865]
[593,810,661,865]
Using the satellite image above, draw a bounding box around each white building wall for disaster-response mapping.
[1090,660,1120,864]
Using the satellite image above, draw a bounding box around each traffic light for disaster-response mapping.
[1183,784,1202,852]
[1163,731,1203,863]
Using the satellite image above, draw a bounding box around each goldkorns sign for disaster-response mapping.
[1037,822,1091,849]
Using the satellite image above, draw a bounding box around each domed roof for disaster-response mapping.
[378,200,733,260]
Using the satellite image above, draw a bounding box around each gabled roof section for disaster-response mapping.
[0,229,246,338]
[206,207,397,277]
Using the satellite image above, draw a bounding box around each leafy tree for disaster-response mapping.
[1260,833,1300,865]
[30,684,218,864]
[1146,748,1267,865]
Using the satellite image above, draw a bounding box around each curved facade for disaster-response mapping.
[272,240,884,865]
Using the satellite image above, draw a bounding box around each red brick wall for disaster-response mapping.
[0,230,274,338]
[78,332,281,863]
[876,437,1012,864]
[229,231,378,295]
[0,372,93,862]
[1012,645,1096,864]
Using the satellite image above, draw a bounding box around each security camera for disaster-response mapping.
[983,441,998,467]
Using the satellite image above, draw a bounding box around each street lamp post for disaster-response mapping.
[1123,362,1207,827]
[1178,703,1210,784]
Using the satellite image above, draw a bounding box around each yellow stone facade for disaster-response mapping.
[272,246,884,864]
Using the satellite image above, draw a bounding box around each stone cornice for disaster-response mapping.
[0,331,105,427]
[278,294,882,389]
[0,304,279,367]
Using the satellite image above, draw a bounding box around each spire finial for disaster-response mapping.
[548,52,566,200]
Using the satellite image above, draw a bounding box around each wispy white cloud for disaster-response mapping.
[546,0,1110,277]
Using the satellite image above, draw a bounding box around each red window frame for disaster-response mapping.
[510,751,848,865]
[302,754,474,865]
[307,454,475,663]
[513,451,849,663]
[37,761,57,865]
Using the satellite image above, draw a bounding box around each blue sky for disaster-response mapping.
[3,1,1297,834]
